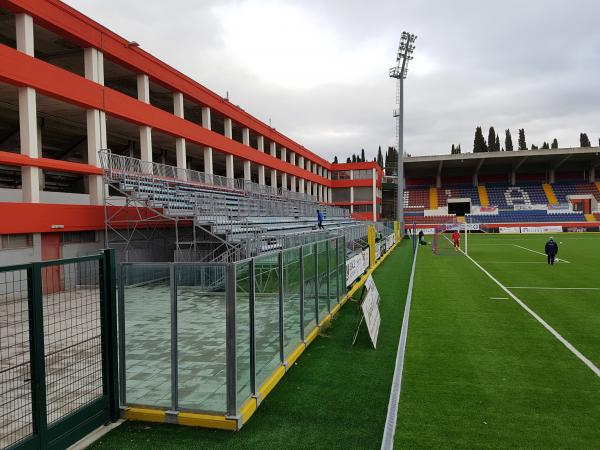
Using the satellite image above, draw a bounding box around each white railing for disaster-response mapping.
[99,150,348,217]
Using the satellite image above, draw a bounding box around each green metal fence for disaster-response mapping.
[0,250,119,450]
[118,237,345,419]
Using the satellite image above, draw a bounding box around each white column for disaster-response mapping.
[136,74,153,163]
[173,92,187,179]
[281,172,287,191]
[350,169,354,214]
[257,136,266,185]
[590,167,596,183]
[328,187,332,203]
[16,14,39,203]
[290,175,296,192]
[242,128,251,181]
[281,147,287,163]
[319,185,323,203]
[84,47,107,204]
[307,181,312,199]
[201,107,213,175]
[372,169,377,222]
[224,118,234,180]
[298,155,304,169]
[299,178,305,194]
[269,141,277,189]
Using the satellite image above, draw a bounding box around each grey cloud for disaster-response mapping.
[65,0,600,160]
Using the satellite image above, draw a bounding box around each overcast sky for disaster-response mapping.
[65,0,600,162]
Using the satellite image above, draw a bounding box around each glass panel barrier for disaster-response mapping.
[176,265,227,413]
[302,244,317,335]
[317,241,329,320]
[282,248,302,358]
[122,264,171,408]
[234,261,251,409]
[253,253,281,389]
[338,237,346,300]
[328,239,338,307]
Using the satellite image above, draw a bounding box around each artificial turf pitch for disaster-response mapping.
[92,233,600,449]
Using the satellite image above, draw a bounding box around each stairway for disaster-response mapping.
[429,187,438,209]
[477,185,489,206]
[542,183,558,205]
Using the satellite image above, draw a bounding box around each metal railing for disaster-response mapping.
[99,150,348,216]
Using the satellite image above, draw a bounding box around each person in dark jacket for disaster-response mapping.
[317,210,324,229]
[418,230,427,245]
[545,237,559,265]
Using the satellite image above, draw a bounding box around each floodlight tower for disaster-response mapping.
[389,32,417,226]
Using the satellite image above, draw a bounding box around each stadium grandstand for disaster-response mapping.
[0,0,383,267]
[383,146,600,231]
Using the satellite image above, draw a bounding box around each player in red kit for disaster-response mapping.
[452,230,460,251]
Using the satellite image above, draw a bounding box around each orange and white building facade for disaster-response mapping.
[0,0,382,263]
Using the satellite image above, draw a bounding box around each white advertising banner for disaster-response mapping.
[361,249,369,269]
[375,241,384,259]
[520,226,563,234]
[361,275,381,348]
[499,226,521,234]
[445,223,480,231]
[514,204,547,210]
[386,233,395,249]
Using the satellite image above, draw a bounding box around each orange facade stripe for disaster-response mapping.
[1,0,330,168]
[0,150,102,175]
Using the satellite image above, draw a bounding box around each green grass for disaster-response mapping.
[91,242,413,450]
[395,233,600,448]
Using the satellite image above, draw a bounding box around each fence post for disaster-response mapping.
[102,249,120,421]
[278,252,285,364]
[225,263,238,417]
[313,243,319,324]
[368,225,376,268]
[325,240,331,312]
[169,263,178,413]
[248,259,257,397]
[29,263,48,446]
[299,246,305,342]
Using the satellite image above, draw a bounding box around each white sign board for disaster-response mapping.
[386,233,395,249]
[520,226,563,234]
[361,275,381,348]
[375,241,384,259]
[499,226,521,234]
[346,253,366,287]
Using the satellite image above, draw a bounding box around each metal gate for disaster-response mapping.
[1,250,119,450]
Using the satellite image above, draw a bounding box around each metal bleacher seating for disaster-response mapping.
[468,210,585,223]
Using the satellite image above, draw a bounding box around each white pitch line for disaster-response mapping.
[512,244,571,263]
[443,235,600,379]
[507,286,600,290]
[381,243,419,450]
[479,261,547,264]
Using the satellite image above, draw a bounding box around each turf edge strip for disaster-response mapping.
[380,243,419,450]
[462,246,600,379]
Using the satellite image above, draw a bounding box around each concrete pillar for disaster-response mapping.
[242,128,251,180]
[328,187,332,203]
[173,92,187,179]
[510,171,516,186]
[290,175,296,192]
[590,167,596,183]
[84,47,106,204]
[319,185,323,202]
[299,178,305,194]
[281,147,287,163]
[290,152,296,166]
[257,136,265,185]
[201,107,213,175]
[372,169,377,222]
[269,142,277,189]
[350,170,354,214]
[136,74,153,163]
[281,172,287,191]
[549,168,555,184]
[298,156,304,170]
[223,118,234,180]
[307,181,312,199]
[16,14,39,203]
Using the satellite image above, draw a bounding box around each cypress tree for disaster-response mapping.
[518,129,527,150]
[531,144,538,150]
[495,135,501,152]
[551,138,559,149]
[333,156,338,164]
[376,146,384,168]
[505,129,513,151]
[457,144,461,154]
[352,154,357,163]
[361,148,366,162]
[346,157,351,163]
[473,126,487,153]
[488,127,497,152]
[541,142,549,149]
[580,133,591,147]
[451,144,456,154]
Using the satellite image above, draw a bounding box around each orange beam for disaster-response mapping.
[0,150,102,175]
